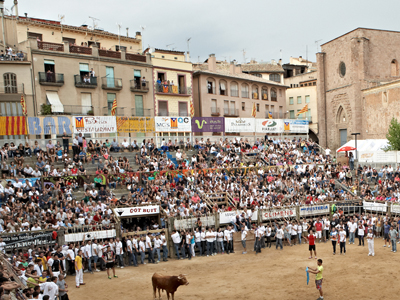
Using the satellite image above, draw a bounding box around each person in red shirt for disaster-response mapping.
[305,229,318,259]
[315,219,323,243]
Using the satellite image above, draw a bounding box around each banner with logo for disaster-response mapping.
[255,119,284,133]
[283,119,309,133]
[3,231,56,250]
[261,208,296,220]
[391,203,400,214]
[64,230,116,243]
[174,216,215,229]
[116,117,155,133]
[299,204,330,216]
[225,118,255,133]
[114,205,160,217]
[72,116,117,133]
[191,117,224,133]
[155,117,191,132]
[363,201,387,212]
[28,116,72,135]
[219,210,258,224]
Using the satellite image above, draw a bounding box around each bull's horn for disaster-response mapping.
[182,274,188,276]
[177,276,182,279]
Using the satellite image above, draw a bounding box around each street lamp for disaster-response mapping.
[351,132,360,160]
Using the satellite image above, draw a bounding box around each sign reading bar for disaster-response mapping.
[191,117,224,133]
[28,116,72,135]
[299,205,329,216]
[262,208,296,220]
[155,117,191,132]
[73,116,117,133]
[115,205,160,217]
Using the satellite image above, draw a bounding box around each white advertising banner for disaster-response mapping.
[299,204,330,216]
[255,119,284,133]
[283,119,309,134]
[225,118,255,133]
[114,205,160,217]
[155,117,191,132]
[219,210,258,224]
[359,151,397,163]
[262,208,297,220]
[73,116,117,133]
[363,201,387,212]
[64,230,116,243]
[174,216,215,229]
[391,203,400,214]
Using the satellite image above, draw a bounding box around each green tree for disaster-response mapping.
[384,117,400,151]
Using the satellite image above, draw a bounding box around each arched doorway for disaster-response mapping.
[336,106,348,146]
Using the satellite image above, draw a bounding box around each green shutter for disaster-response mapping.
[135,95,144,116]
[79,63,89,72]
[44,59,55,65]
[134,70,141,77]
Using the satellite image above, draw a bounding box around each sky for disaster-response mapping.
[13,0,400,64]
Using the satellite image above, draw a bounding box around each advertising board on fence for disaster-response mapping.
[299,204,330,216]
[363,201,387,212]
[114,205,160,217]
[359,151,397,163]
[155,117,191,132]
[116,117,155,133]
[219,210,258,224]
[191,117,224,133]
[73,116,117,133]
[3,231,55,250]
[174,216,215,229]
[64,230,116,243]
[28,116,72,135]
[262,208,296,220]
[391,203,400,214]
[255,119,284,133]
[225,118,255,133]
[283,119,309,134]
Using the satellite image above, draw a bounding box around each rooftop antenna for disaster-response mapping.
[140,25,146,32]
[166,43,174,50]
[58,14,65,37]
[88,16,100,30]
[280,49,282,60]
[186,37,191,54]
[116,22,122,50]
[315,39,322,53]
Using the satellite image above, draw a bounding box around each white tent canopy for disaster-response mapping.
[336,139,389,152]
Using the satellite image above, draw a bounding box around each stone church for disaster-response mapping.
[317,28,400,150]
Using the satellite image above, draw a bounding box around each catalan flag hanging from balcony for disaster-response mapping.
[296,104,308,116]
[20,95,27,116]
[268,111,273,119]
[251,103,256,117]
[111,98,117,116]
[190,101,195,118]
[0,116,27,136]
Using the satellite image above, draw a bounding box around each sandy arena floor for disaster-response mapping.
[66,238,398,300]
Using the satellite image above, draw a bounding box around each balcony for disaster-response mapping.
[0,83,24,94]
[289,115,313,123]
[252,92,259,100]
[157,112,189,117]
[101,77,122,90]
[130,80,149,93]
[208,86,216,94]
[64,105,94,115]
[265,112,285,119]
[131,108,152,117]
[126,53,147,62]
[37,41,64,52]
[241,91,249,98]
[211,107,220,116]
[102,106,125,116]
[99,49,121,59]
[38,72,64,86]
[224,108,239,117]
[155,84,191,96]
[70,45,92,55]
[74,75,97,88]
[231,90,239,97]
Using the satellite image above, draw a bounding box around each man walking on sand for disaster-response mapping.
[75,250,85,288]
[305,229,317,259]
[307,259,324,300]
[241,226,247,254]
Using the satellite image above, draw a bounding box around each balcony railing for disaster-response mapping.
[220,89,227,96]
[70,45,92,55]
[157,112,189,117]
[265,112,285,119]
[130,80,149,92]
[131,108,152,117]
[211,107,220,116]
[207,86,216,94]
[64,105,94,115]
[0,83,24,94]
[241,91,249,98]
[156,84,190,95]
[37,41,64,52]
[99,49,121,59]
[231,90,239,97]
[224,108,239,117]
[74,75,97,88]
[102,106,125,116]
[289,115,312,123]
[126,53,147,62]
[261,92,268,100]
[38,72,64,86]
[252,92,259,99]
[101,77,122,90]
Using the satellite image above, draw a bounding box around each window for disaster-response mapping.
[224,100,229,115]
[339,61,346,77]
[306,109,312,120]
[391,59,399,77]
[158,101,168,116]
[297,96,302,104]
[62,37,76,44]
[241,84,249,98]
[270,105,275,116]
[279,89,282,97]
[3,73,17,93]
[230,82,238,97]
[252,86,259,99]
[270,88,277,101]
[269,74,281,82]
[81,93,92,114]
[135,95,144,116]
[28,32,43,41]
[305,95,310,103]
[289,110,295,119]
[261,87,268,100]
[115,45,127,51]
[242,102,245,111]
[179,102,188,116]
[219,80,227,95]
[211,99,218,114]
[107,93,116,115]
[313,82,316,86]
[265,104,269,112]
[279,106,283,118]
[207,78,215,94]
[105,66,115,88]
[289,97,294,105]
[256,103,260,112]
[44,59,55,77]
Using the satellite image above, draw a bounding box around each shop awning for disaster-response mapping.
[46,91,64,113]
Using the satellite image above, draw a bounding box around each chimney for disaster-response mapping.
[229,61,235,75]
[14,0,18,18]
[186,51,191,62]
[135,31,142,40]
[126,27,129,37]
[278,59,282,65]
[208,53,216,72]
[235,64,242,74]
[299,56,303,62]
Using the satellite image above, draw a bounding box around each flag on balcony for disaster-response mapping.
[190,101,195,118]
[251,103,256,117]
[268,111,273,119]
[20,95,27,116]
[111,98,117,116]
[296,104,308,116]
[0,116,27,135]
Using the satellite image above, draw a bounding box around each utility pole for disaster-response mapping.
[117,23,122,50]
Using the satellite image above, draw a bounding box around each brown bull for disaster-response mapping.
[152,273,189,300]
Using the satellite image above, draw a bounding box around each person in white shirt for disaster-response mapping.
[266,224,272,248]
[349,220,357,245]
[153,235,162,263]
[121,139,130,151]
[253,226,261,254]
[40,276,59,300]
[114,238,124,268]
[323,218,330,243]
[367,228,375,256]
[160,231,168,262]
[205,228,215,257]
[145,233,156,264]
[171,230,182,260]
[138,237,146,265]
[339,227,347,255]
[241,225,248,254]
[275,224,284,250]
[200,228,206,257]
[91,240,100,272]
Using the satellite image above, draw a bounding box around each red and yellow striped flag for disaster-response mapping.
[111,98,117,116]
[251,103,256,117]
[20,95,27,116]
[190,101,195,118]
[0,116,27,135]
[296,104,308,116]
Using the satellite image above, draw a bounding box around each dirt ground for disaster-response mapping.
[66,237,398,300]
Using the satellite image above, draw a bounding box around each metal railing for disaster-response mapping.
[0,51,27,61]
[157,112,189,117]
[155,84,189,95]
[265,112,285,119]
[64,105,93,115]
[70,45,92,55]
[130,80,149,92]
[241,91,249,98]
[207,86,216,94]
[230,90,239,97]
[211,107,220,116]
[74,75,97,87]
[102,106,125,116]
[101,77,123,89]
[224,108,239,117]
[99,49,121,59]
[131,108,152,116]
[219,89,227,96]
[38,72,64,85]
[37,41,64,52]
[0,83,24,94]
[288,115,312,122]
